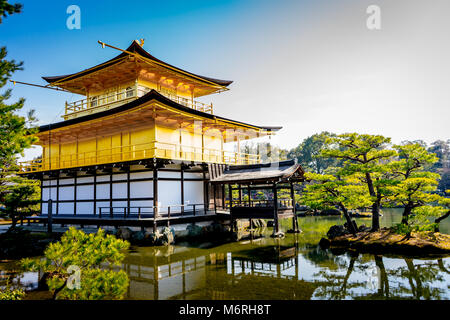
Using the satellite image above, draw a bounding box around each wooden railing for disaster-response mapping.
[98,204,205,219]
[63,87,213,120]
[18,141,260,172]
[224,199,294,209]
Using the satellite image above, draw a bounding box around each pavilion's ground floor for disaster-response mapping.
[22,158,305,234]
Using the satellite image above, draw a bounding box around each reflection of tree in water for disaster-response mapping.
[304,246,349,271]
[311,253,365,300]
[310,253,449,300]
[0,262,36,292]
[383,259,446,300]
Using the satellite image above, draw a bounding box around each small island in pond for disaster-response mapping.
[320,227,450,256]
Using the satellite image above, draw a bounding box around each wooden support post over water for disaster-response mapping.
[153,165,159,233]
[228,184,232,210]
[180,166,184,214]
[290,182,300,233]
[213,184,217,213]
[222,184,225,210]
[48,198,53,234]
[272,183,280,237]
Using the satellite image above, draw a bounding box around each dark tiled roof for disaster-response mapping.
[211,159,305,184]
[42,40,233,87]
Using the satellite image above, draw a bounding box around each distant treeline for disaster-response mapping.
[287,133,450,192]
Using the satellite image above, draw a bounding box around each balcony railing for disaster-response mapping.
[18,141,260,173]
[63,87,213,120]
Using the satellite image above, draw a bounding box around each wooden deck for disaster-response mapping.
[23,210,230,230]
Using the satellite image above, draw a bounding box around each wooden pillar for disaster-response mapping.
[213,183,217,213]
[127,166,130,217]
[272,182,279,236]
[48,198,53,234]
[74,173,77,216]
[93,170,97,215]
[203,167,208,213]
[153,166,159,218]
[109,171,113,214]
[180,166,184,214]
[228,184,233,209]
[290,182,299,233]
[221,184,225,209]
[40,177,43,215]
[56,174,60,215]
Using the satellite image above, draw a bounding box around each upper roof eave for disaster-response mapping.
[42,40,233,88]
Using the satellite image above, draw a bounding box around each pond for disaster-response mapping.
[1,208,449,300]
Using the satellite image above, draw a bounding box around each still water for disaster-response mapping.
[1,208,450,300]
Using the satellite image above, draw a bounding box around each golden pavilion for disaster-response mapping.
[19,40,303,234]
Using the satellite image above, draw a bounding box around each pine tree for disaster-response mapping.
[0,0,39,226]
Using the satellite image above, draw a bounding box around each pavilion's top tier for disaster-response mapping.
[43,40,233,120]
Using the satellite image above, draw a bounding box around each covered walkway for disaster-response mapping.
[210,159,305,236]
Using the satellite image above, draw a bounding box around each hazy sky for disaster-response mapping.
[1,0,449,159]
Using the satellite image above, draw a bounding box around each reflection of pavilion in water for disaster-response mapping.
[121,240,316,300]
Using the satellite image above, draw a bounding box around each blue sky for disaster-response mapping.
[2,0,449,159]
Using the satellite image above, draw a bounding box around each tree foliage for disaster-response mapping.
[0,280,25,300]
[22,227,130,300]
[0,176,40,226]
[303,171,371,233]
[288,131,338,173]
[301,135,448,234]
[319,133,397,231]
[0,0,21,23]
[387,144,441,229]
[0,0,39,226]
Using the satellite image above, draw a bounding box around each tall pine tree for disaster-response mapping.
[0,0,39,226]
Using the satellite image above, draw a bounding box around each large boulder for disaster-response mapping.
[131,231,145,243]
[358,224,371,232]
[160,227,174,246]
[186,223,203,237]
[116,227,132,241]
[326,225,348,239]
[145,230,161,245]
[321,208,341,216]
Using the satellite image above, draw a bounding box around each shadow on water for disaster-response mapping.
[1,208,449,300]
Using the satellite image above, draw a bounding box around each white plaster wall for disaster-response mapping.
[41,201,56,215]
[158,180,181,212]
[184,181,204,205]
[130,171,153,179]
[59,178,74,185]
[184,172,203,179]
[42,187,57,201]
[112,173,127,181]
[77,202,94,215]
[96,201,110,215]
[159,171,180,179]
[96,175,110,182]
[130,181,153,198]
[59,186,74,201]
[129,200,153,212]
[112,182,127,198]
[58,202,74,215]
[77,176,94,184]
[76,185,94,200]
[96,184,110,199]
